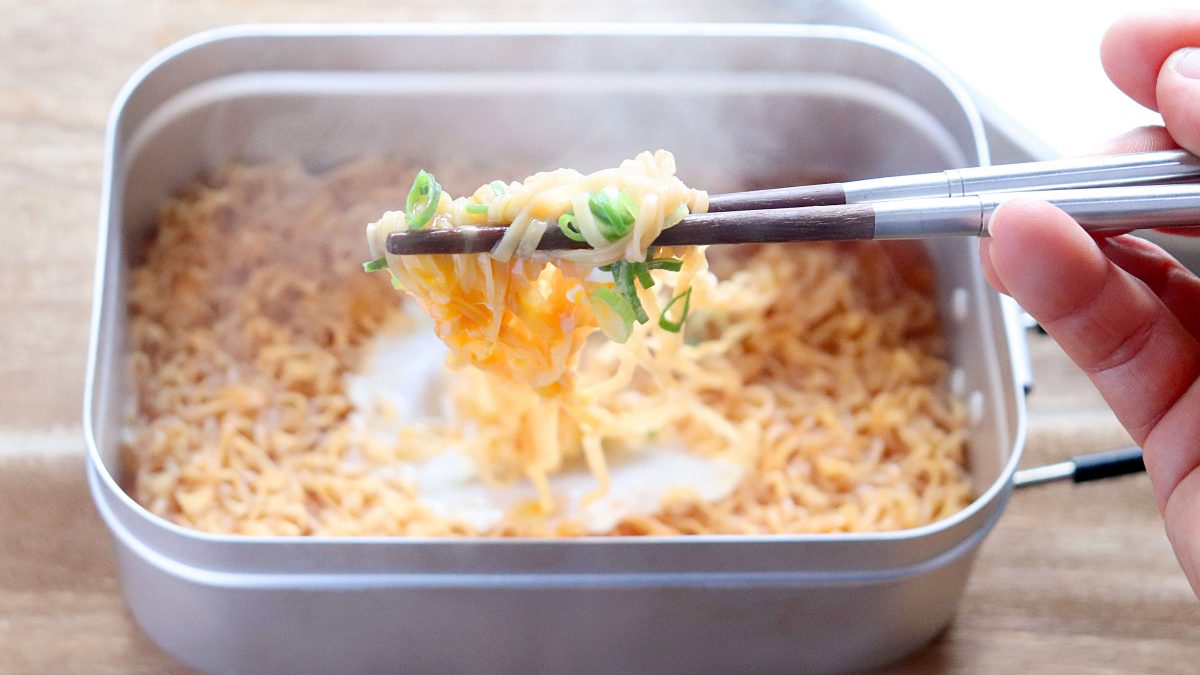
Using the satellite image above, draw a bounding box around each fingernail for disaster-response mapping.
[1168,47,1200,79]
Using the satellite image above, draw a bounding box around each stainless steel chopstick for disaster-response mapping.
[875,184,1200,239]
[706,149,1200,212]
[384,184,1200,255]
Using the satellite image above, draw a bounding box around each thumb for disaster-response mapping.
[1158,48,1200,155]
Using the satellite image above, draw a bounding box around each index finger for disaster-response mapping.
[1101,9,1200,111]
[986,199,1200,509]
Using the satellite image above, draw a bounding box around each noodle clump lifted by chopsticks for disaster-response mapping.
[365,151,706,393]
[124,155,971,537]
[365,151,713,504]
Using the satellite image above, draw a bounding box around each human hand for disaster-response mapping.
[979,10,1200,593]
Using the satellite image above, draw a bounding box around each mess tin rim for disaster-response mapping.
[84,21,1023,549]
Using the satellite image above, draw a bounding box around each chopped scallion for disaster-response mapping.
[610,261,649,324]
[658,287,693,333]
[489,180,507,195]
[588,188,638,241]
[664,203,689,227]
[618,191,639,221]
[630,261,654,289]
[589,286,636,343]
[362,257,388,273]
[465,203,490,215]
[645,257,683,272]
[558,213,586,242]
[404,170,442,230]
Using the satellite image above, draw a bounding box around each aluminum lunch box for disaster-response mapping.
[85,24,1029,674]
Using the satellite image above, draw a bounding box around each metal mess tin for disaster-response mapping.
[85,24,1029,674]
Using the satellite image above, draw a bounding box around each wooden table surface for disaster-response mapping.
[2,2,1196,673]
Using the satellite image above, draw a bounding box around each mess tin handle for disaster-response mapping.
[1009,308,1146,489]
[1013,446,1146,488]
[1073,447,1147,482]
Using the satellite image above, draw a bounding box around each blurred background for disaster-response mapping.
[866,0,1175,155]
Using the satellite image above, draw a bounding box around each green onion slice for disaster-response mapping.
[589,188,638,241]
[610,261,649,324]
[405,170,442,230]
[618,191,639,221]
[646,257,683,272]
[630,261,654,289]
[489,180,507,195]
[658,287,693,333]
[589,286,636,343]
[362,258,388,273]
[465,203,490,215]
[557,213,586,242]
[664,203,689,227]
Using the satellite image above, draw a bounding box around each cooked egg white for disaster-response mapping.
[345,314,741,534]
[344,308,452,448]
[412,444,741,534]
